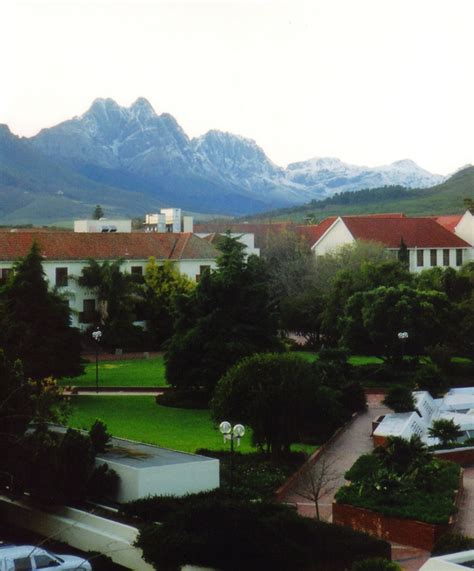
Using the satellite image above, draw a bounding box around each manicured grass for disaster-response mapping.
[60,356,167,387]
[68,395,314,455]
[297,351,384,365]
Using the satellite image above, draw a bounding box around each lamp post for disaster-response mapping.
[219,421,245,495]
[92,327,102,393]
[398,331,409,363]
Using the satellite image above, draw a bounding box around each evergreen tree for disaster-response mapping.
[0,243,82,379]
[93,204,104,219]
[165,234,281,395]
[397,238,409,268]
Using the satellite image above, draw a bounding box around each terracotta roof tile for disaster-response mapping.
[430,215,463,233]
[340,216,470,248]
[0,232,218,262]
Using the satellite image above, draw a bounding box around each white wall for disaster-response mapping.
[312,218,355,256]
[455,210,474,246]
[0,496,154,571]
[408,248,470,273]
[74,220,132,233]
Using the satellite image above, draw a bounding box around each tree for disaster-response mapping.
[428,418,462,447]
[144,258,194,347]
[165,234,281,394]
[280,288,324,347]
[343,285,452,363]
[382,386,415,413]
[397,238,409,269]
[0,243,82,379]
[93,204,104,219]
[78,259,141,349]
[294,455,339,520]
[261,227,315,302]
[211,353,344,458]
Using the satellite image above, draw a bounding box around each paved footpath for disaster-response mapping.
[280,394,431,570]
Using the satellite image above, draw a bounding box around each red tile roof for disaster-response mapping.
[0,232,218,262]
[340,216,470,248]
[430,215,463,233]
[194,222,294,249]
[295,217,338,245]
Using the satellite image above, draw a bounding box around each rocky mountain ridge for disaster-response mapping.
[0,97,449,222]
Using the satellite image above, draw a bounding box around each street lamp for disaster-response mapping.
[92,327,102,393]
[219,421,245,495]
[398,331,409,363]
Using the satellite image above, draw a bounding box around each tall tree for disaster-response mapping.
[165,234,281,394]
[0,243,82,379]
[93,204,104,219]
[78,259,140,348]
[144,258,195,347]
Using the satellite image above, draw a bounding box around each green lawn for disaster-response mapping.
[68,395,314,455]
[297,351,384,365]
[60,356,167,387]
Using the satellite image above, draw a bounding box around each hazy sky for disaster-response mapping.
[2,0,473,174]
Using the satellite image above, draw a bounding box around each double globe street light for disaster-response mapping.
[219,421,245,495]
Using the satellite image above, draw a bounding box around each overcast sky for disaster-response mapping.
[2,0,473,174]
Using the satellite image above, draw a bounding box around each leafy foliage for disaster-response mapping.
[428,419,462,447]
[336,439,460,524]
[135,496,391,571]
[352,559,401,571]
[143,258,194,347]
[382,386,415,413]
[0,242,82,379]
[432,533,474,555]
[211,353,345,457]
[165,234,280,394]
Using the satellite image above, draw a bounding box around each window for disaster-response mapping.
[14,558,33,571]
[416,250,424,267]
[55,267,68,287]
[35,555,60,568]
[443,249,450,266]
[430,249,437,267]
[456,250,463,266]
[0,268,12,284]
[130,265,144,283]
[81,299,96,323]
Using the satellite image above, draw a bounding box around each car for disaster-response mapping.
[0,545,92,571]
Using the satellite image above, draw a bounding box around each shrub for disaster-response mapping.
[352,559,401,571]
[89,419,112,454]
[382,385,415,412]
[135,497,390,571]
[432,532,474,555]
[414,363,448,397]
[341,381,367,413]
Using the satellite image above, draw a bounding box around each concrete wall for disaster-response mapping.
[0,495,154,571]
[74,220,132,233]
[97,457,220,503]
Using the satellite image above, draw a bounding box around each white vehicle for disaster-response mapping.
[0,545,92,571]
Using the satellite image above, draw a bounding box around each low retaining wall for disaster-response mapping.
[332,502,451,551]
[332,470,463,551]
[434,446,474,467]
[0,495,153,570]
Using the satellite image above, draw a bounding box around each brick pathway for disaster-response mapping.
[280,394,431,570]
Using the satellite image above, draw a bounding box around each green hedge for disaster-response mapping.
[336,454,460,524]
[135,497,391,571]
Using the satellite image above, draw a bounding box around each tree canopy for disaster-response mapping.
[0,242,82,379]
[165,234,281,394]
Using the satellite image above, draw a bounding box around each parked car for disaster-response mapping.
[0,545,92,571]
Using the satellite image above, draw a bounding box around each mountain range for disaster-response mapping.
[0,97,452,223]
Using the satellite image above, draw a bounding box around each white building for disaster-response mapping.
[374,388,474,446]
[74,218,132,233]
[0,230,218,329]
[144,208,194,233]
[300,212,474,272]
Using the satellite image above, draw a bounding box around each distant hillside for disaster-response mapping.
[245,166,474,222]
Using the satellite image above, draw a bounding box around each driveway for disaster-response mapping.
[279,394,431,570]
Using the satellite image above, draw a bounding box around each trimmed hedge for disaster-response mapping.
[135,497,391,571]
[336,454,460,525]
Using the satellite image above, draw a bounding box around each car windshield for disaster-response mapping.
[48,553,64,563]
